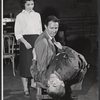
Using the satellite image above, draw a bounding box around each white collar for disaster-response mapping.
[46,30,52,40]
[22,10,34,14]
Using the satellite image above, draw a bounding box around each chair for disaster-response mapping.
[3,34,16,76]
[36,82,53,100]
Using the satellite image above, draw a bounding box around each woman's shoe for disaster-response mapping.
[23,90,30,98]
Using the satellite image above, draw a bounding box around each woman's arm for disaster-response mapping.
[14,16,32,49]
[37,14,42,34]
[19,37,32,49]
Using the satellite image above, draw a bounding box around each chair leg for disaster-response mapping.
[11,57,15,76]
[36,87,53,100]
[36,87,42,100]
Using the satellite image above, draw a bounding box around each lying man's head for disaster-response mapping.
[47,73,65,99]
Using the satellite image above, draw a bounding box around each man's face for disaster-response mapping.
[45,21,59,38]
[47,73,64,93]
[25,0,34,12]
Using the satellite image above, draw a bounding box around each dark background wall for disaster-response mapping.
[3,0,98,53]
[3,0,98,17]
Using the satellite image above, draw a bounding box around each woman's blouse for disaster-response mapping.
[14,10,42,40]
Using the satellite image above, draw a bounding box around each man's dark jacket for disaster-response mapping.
[30,46,88,90]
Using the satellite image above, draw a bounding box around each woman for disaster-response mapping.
[14,0,42,98]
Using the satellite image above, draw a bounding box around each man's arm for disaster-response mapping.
[35,39,48,72]
[30,48,37,79]
[58,45,88,67]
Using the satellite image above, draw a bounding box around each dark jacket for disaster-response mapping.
[46,46,88,90]
[31,46,88,90]
[34,30,56,72]
[30,30,56,82]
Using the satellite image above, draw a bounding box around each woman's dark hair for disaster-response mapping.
[20,0,35,9]
[44,15,60,26]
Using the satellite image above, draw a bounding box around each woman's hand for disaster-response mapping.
[19,37,32,49]
[24,41,32,49]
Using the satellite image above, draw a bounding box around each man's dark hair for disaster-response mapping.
[20,0,35,9]
[47,85,65,99]
[44,15,60,26]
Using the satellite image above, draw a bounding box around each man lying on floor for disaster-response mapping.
[30,46,89,100]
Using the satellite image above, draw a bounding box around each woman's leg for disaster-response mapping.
[21,77,28,92]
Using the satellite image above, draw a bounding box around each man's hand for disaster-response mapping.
[32,48,36,60]
[54,42,63,49]
[78,54,90,68]
[30,60,37,79]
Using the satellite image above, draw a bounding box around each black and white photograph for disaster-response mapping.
[3,0,99,100]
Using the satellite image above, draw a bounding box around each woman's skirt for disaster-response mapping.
[19,35,39,77]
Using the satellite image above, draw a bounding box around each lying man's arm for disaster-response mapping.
[58,45,89,68]
[53,41,88,67]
